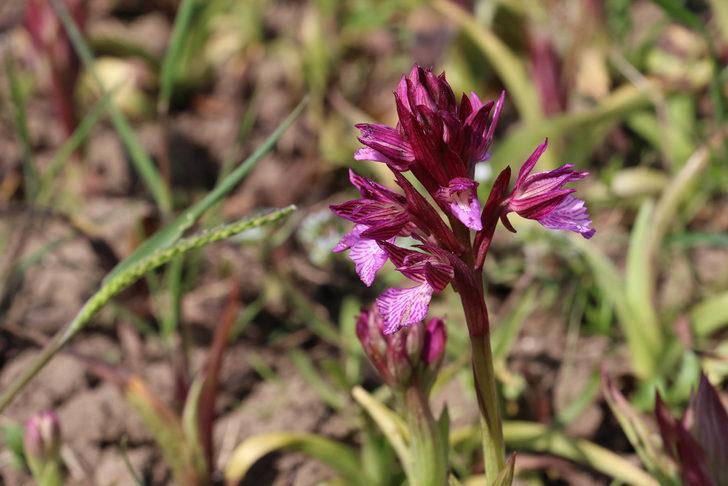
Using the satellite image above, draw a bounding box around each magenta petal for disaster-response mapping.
[350,239,388,286]
[377,283,434,334]
[355,123,414,170]
[691,373,728,486]
[436,177,482,231]
[537,195,595,238]
[354,147,392,164]
[334,225,390,286]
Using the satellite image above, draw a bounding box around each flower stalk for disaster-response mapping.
[402,385,448,486]
[454,269,505,484]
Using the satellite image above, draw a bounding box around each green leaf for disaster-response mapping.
[667,232,728,248]
[648,137,715,259]
[570,236,659,378]
[2,424,26,469]
[181,377,208,479]
[224,432,367,486]
[339,296,363,385]
[625,200,663,354]
[351,386,413,482]
[125,376,205,485]
[649,0,705,33]
[555,373,600,426]
[502,421,659,486]
[691,291,728,337]
[493,454,515,486]
[455,420,660,486]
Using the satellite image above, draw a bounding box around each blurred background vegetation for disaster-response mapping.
[0,0,726,484]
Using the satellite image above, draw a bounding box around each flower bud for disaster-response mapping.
[356,306,447,393]
[422,318,446,369]
[405,321,425,364]
[387,332,413,386]
[356,307,390,381]
[24,411,61,468]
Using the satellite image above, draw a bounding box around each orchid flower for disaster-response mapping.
[332,64,595,483]
[332,65,594,334]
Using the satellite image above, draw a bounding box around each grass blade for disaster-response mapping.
[492,287,537,364]
[5,54,38,201]
[451,421,659,485]
[105,97,307,281]
[290,349,346,410]
[50,0,173,213]
[126,376,206,485]
[39,92,112,204]
[647,133,723,258]
[158,0,197,114]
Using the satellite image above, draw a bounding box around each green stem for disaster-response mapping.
[31,460,63,486]
[455,270,506,485]
[470,330,506,484]
[402,385,448,486]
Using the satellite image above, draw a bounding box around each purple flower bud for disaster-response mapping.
[356,306,447,392]
[422,318,446,367]
[386,332,413,386]
[654,374,728,486]
[23,411,61,466]
[405,320,426,363]
[356,308,390,382]
[690,374,728,486]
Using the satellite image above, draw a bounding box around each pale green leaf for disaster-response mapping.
[225,432,366,485]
